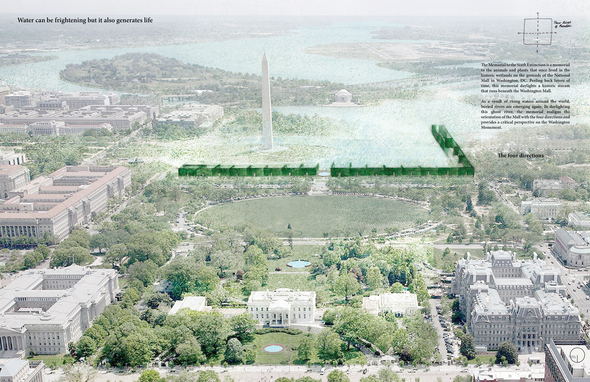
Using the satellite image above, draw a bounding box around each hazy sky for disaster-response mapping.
[3,0,588,17]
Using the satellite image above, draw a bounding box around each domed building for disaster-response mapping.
[334,89,353,103]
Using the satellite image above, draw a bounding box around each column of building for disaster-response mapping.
[0,335,22,351]
[0,226,37,237]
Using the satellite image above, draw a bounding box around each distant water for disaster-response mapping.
[0,21,414,90]
[3,20,587,168]
[274,99,478,167]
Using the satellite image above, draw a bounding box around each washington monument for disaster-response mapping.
[262,53,273,150]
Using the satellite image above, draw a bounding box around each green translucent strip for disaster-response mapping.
[179,164,319,177]
[178,125,474,177]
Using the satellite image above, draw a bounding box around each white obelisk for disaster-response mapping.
[262,53,273,150]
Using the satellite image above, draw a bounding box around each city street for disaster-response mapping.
[430,299,453,361]
[536,243,590,319]
[46,364,469,382]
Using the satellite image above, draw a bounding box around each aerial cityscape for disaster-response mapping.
[0,1,589,382]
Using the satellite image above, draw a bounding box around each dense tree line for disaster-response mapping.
[71,304,259,367]
[322,307,438,365]
[0,244,50,272]
[224,110,347,137]
[3,135,115,178]
[60,53,345,108]
[50,229,94,268]
[311,241,430,307]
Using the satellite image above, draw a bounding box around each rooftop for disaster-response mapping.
[0,265,117,329]
[248,289,316,303]
[168,296,210,315]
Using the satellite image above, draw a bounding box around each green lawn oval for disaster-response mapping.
[195,195,429,238]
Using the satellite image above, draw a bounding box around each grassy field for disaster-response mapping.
[253,332,303,365]
[252,332,365,365]
[431,247,484,273]
[27,354,72,369]
[266,273,316,291]
[196,196,428,238]
[268,245,321,272]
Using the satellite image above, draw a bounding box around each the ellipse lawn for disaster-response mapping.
[195,195,428,238]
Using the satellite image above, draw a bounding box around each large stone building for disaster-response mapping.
[474,365,544,382]
[569,212,590,230]
[0,151,26,166]
[25,121,113,136]
[0,166,130,241]
[0,124,26,135]
[0,104,157,132]
[554,228,590,268]
[334,89,353,103]
[0,91,151,133]
[533,179,564,197]
[156,104,223,129]
[520,198,561,220]
[0,84,10,105]
[0,359,44,382]
[4,92,34,109]
[362,292,420,317]
[248,289,315,327]
[545,340,590,382]
[0,165,30,199]
[0,265,119,356]
[452,251,580,352]
[55,92,111,110]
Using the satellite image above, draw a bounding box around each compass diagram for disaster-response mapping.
[569,347,586,363]
[519,12,554,52]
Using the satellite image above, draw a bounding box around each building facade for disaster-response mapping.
[569,213,590,230]
[334,89,353,103]
[474,366,544,382]
[0,124,26,135]
[4,92,33,109]
[453,251,580,352]
[533,180,564,197]
[0,166,30,199]
[0,265,119,356]
[0,151,25,166]
[0,104,157,132]
[362,292,420,317]
[248,289,315,327]
[521,198,561,220]
[0,359,44,382]
[0,166,130,241]
[554,228,590,268]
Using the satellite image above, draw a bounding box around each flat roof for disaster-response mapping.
[0,165,25,176]
[0,166,129,219]
[249,289,315,303]
[0,265,117,329]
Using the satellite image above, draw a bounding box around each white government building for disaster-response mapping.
[554,228,590,268]
[362,292,420,317]
[0,359,44,382]
[0,265,119,357]
[452,251,581,352]
[520,198,561,220]
[0,165,131,241]
[247,289,315,327]
[569,212,590,230]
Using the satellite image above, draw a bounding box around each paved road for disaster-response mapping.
[46,364,468,382]
[433,244,484,250]
[430,299,450,360]
[46,362,550,382]
[537,243,590,318]
[82,125,145,166]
